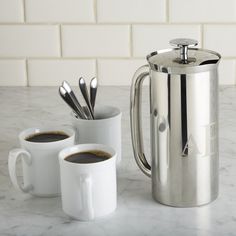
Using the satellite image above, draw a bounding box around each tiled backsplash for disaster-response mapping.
[0,0,235,86]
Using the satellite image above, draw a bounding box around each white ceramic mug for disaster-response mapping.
[8,127,75,197]
[72,105,122,165]
[59,144,117,221]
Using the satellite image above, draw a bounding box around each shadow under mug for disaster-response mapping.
[71,105,122,165]
[8,127,75,197]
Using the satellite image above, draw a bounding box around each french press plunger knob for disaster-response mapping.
[170,38,198,64]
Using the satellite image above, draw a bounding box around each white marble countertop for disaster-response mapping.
[0,86,236,236]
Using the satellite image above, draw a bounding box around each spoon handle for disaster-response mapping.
[61,81,89,119]
[70,91,89,119]
[59,87,88,119]
[79,77,94,119]
[90,77,98,111]
[59,87,84,119]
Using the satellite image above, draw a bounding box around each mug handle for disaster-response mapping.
[8,148,33,193]
[80,174,94,221]
[130,65,151,177]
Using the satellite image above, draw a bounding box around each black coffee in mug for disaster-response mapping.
[26,131,69,143]
[65,150,111,164]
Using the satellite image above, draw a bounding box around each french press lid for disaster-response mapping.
[147,38,221,74]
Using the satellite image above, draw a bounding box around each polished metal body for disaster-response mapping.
[130,38,221,207]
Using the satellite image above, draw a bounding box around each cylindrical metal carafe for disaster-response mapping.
[130,38,221,207]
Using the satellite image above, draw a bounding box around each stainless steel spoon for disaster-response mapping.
[82,106,91,119]
[59,86,86,119]
[78,77,94,119]
[90,77,98,111]
[62,81,88,119]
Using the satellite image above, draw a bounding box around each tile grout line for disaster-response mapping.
[130,25,133,57]
[94,0,98,23]
[0,57,142,60]
[235,60,236,85]
[166,0,170,23]
[59,25,63,57]
[25,59,29,87]
[95,58,98,81]
[22,0,26,22]
[201,24,204,48]
[1,56,236,60]
[3,22,236,26]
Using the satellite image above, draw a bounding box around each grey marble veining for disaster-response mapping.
[0,86,236,236]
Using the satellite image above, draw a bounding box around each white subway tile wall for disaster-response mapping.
[28,59,96,86]
[133,25,201,57]
[62,25,130,57]
[204,25,236,57]
[0,60,26,86]
[0,0,235,86]
[97,0,166,23]
[169,0,236,23]
[0,25,60,57]
[98,59,146,85]
[0,0,24,22]
[25,0,95,23]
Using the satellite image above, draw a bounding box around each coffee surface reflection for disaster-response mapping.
[26,132,69,143]
[65,150,111,164]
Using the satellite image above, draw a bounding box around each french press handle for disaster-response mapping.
[170,38,198,63]
[130,65,151,177]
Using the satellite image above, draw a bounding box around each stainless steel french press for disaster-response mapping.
[130,38,221,207]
